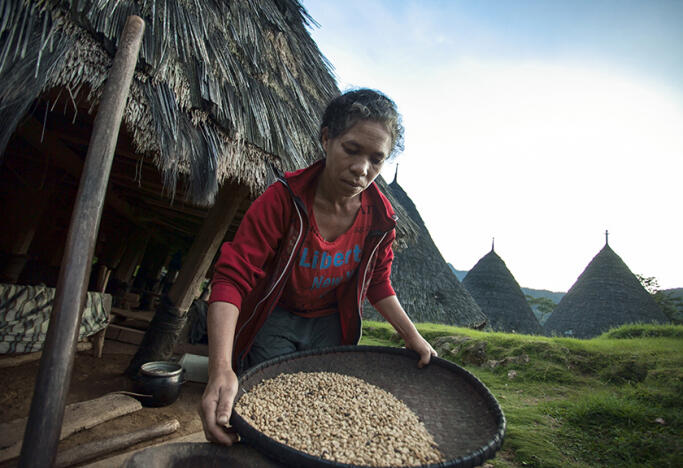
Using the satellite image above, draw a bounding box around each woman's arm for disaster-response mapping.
[373,295,437,367]
[199,301,240,445]
[201,183,292,445]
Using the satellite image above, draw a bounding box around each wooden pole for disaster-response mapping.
[168,181,249,312]
[126,180,248,374]
[17,16,144,468]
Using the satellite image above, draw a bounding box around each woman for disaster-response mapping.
[200,89,437,444]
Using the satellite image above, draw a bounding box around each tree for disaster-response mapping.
[636,274,683,325]
[525,295,556,325]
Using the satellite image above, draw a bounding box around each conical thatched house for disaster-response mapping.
[544,241,667,338]
[0,0,422,366]
[364,174,487,327]
[463,247,543,334]
[0,1,332,366]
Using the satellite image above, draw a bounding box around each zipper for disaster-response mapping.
[234,179,307,363]
[354,231,388,344]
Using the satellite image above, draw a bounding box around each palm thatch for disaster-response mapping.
[0,0,418,241]
[364,175,487,328]
[543,243,667,338]
[0,0,336,205]
[463,249,543,334]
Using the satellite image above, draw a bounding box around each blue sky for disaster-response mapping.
[301,0,683,291]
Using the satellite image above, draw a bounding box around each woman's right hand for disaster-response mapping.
[199,369,239,445]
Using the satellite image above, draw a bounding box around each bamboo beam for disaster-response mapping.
[17,16,145,468]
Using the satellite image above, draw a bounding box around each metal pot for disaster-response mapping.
[133,361,184,407]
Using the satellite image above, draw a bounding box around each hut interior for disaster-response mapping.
[0,90,252,352]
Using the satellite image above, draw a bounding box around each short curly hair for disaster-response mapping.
[319,88,404,160]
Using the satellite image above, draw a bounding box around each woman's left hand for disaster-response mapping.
[373,295,438,368]
[404,333,437,368]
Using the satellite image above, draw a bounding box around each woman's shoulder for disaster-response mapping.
[366,181,396,218]
[244,179,293,219]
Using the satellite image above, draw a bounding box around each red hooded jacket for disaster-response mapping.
[209,160,397,371]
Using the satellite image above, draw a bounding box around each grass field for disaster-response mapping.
[359,321,683,468]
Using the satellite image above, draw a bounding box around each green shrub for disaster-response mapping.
[600,323,683,339]
[598,358,649,384]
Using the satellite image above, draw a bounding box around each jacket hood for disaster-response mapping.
[284,160,397,232]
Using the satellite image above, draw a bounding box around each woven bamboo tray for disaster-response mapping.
[231,346,506,468]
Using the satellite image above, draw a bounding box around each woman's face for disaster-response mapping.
[321,120,392,198]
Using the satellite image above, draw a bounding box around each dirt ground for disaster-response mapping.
[0,339,208,467]
[0,339,499,468]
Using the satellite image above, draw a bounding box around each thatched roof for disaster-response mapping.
[364,175,487,328]
[543,243,668,338]
[0,0,418,245]
[463,249,543,334]
[1,0,338,205]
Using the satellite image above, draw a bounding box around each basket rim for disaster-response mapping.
[231,345,506,468]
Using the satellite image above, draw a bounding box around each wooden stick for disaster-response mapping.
[81,430,207,468]
[0,393,142,462]
[54,419,180,468]
[18,16,145,468]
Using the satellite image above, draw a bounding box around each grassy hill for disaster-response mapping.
[360,322,683,467]
[664,287,683,300]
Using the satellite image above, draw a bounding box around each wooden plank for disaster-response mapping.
[54,419,180,468]
[81,431,207,468]
[0,341,92,369]
[106,325,145,346]
[110,307,154,323]
[108,323,147,335]
[0,393,142,462]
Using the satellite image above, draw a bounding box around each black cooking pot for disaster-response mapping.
[133,361,184,407]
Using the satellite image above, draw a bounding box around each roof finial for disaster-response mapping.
[491,237,495,252]
[605,229,609,246]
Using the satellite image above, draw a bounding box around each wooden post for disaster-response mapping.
[95,264,112,292]
[126,179,248,374]
[133,240,167,290]
[113,228,151,283]
[17,16,144,468]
